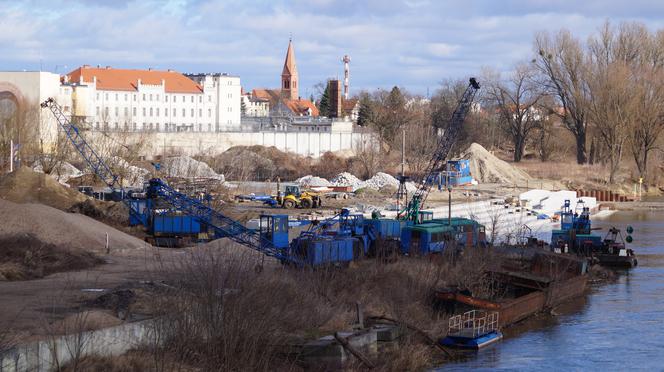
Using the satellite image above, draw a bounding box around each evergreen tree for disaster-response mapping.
[240,99,247,116]
[318,85,330,117]
[357,96,372,126]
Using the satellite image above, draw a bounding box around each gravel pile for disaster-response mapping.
[0,166,87,210]
[295,175,331,187]
[163,156,224,181]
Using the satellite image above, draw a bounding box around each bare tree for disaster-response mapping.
[484,64,545,162]
[534,30,591,164]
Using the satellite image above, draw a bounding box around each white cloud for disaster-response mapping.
[426,43,459,58]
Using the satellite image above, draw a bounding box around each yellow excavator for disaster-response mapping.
[276,184,322,209]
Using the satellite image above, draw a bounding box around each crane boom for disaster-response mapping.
[40,98,119,189]
[400,78,480,221]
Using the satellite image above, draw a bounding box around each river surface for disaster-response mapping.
[442,210,664,371]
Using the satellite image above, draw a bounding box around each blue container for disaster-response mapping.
[305,237,354,266]
[367,219,405,239]
[153,215,201,235]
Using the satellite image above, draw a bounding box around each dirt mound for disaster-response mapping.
[211,146,311,181]
[461,143,532,184]
[0,199,146,252]
[0,234,103,281]
[0,167,87,210]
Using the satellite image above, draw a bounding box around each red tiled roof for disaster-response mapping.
[66,66,203,94]
[285,98,319,116]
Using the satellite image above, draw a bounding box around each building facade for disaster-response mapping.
[63,66,241,133]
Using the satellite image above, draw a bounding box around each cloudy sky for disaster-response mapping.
[2,0,664,97]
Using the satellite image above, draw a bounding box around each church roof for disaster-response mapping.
[281,40,298,77]
[67,66,203,93]
[251,88,318,117]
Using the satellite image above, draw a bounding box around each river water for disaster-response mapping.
[442,210,664,371]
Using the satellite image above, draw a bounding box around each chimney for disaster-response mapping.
[328,80,342,118]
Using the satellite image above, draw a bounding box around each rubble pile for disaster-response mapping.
[331,172,364,190]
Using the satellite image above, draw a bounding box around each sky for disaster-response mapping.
[2,0,664,97]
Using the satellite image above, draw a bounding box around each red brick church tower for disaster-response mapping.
[281,39,298,100]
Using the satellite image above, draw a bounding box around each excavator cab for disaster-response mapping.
[260,214,289,249]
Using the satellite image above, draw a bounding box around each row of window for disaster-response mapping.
[95,107,224,118]
[94,121,215,132]
[95,92,225,103]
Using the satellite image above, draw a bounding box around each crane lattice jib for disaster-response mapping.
[400,78,480,221]
[40,98,119,189]
[148,178,299,265]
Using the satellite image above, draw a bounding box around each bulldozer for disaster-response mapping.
[276,184,322,209]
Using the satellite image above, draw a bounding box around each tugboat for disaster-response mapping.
[550,200,637,268]
[439,310,503,349]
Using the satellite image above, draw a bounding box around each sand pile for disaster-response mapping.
[296,175,331,187]
[0,166,87,210]
[32,161,85,184]
[461,143,531,184]
[0,199,145,251]
[163,156,224,181]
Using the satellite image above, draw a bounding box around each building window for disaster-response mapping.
[133,94,137,101]
[156,123,160,131]
[149,108,153,116]
[143,94,146,101]
[166,95,169,102]
[125,94,128,101]
[96,107,100,115]
[104,107,109,116]
[198,123,202,131]
[114,107,118,116]
[133,107,137,116]
[156,108,159,117]
[149,94,152,101]
[191,96,194,103]
[173,108,176,117]
[115,93,118,101]
[142,108,146,116]
[124,107,128,116]
[191,108,194,117]
[199,109,202,117]
[182,108,185,117]
[173,96,176,103]
[105,93,108,100]
[133,122,137,130]
[199,96,202,103]
[208,123,211,132]
[114,122,118,130]
[156,94,159,101]
[208,95,211,102]
[96,93,100,100]
[208,108,211,117]
[165,109,168,117]
[228,93,232,98]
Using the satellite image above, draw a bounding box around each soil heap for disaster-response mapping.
[461,143,531,184]
[0,166,87,210]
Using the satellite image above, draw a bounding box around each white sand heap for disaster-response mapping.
[519,189,597,216]
[461,143,531,184]
[163,156,224,181]
[32,161,84,184]
[296,175,331,187]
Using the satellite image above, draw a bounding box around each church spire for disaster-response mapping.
[281,39,298,100]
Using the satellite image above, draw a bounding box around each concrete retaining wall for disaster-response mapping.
[0,320,153,372]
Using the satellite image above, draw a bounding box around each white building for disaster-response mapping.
[63,66,241,132]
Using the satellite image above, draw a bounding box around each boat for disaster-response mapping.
[550,200,637,268]
[439,310,503,349]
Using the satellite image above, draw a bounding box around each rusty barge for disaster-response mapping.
[436,251,588,327]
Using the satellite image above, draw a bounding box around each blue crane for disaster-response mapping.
[399,78,480,222]
[39,98,329,266]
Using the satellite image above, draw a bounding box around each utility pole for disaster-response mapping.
[447,162,452,226]
[396,130,408,211]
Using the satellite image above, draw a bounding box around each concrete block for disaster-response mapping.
[373,325,402,342]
